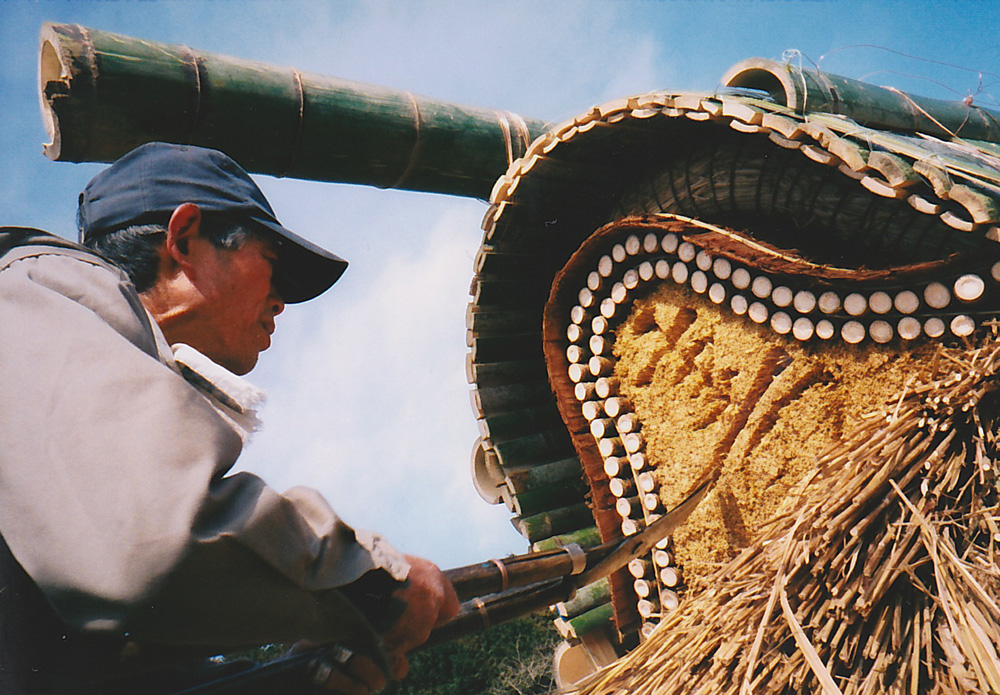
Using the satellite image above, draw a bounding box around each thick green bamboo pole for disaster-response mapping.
[510,479,590,518]
[505,456,584,494]
[556,603,614,640]
[723,57,1000,143]
[514,503,594,544]
[39,23,549,199]
[557,578,611,619]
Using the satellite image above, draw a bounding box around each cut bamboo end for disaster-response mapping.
[595,377,621,398]
[603,456,625,477]
[39,24,71,160]
[581,401,604,421]
[621,518,643,536]
[658,566,681,587]
[628,558,652,579]
[471,438,505,505]
[868,151,919,188]
[555,602,614,641]
[609,477,636,498]
[633,578,653,598]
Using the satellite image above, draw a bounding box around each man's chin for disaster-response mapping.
[217,351,259,376]
[233,356,259,376]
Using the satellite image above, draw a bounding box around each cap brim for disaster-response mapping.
[259,222,348,304]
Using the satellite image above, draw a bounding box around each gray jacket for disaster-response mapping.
[0,229,409,693]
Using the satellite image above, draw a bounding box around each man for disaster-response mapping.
[0,142,459,694]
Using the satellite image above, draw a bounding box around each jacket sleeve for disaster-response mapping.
[0,247,408,655]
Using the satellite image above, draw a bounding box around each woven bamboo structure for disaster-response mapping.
[39,28,1000,691]
[469,63,1000,692]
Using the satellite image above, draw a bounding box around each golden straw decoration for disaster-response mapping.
[567,327,1000,695]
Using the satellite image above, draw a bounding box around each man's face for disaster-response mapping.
[190,235,285,375]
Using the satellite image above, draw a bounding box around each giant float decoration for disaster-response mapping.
[40,23,1000,693]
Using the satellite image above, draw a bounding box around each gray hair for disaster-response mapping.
[86,219,258,293]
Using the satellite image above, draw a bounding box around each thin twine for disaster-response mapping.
[821,44,1000,110]
[883,85,965,140]
[389,91,423,190]
[495,109,515,168]
[782,45,995,144]
[821,44,1000,85]
[781,48,813,115]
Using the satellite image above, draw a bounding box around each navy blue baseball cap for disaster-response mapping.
[77,142,347,303]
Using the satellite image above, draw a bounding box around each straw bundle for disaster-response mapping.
[567,330,1000,694]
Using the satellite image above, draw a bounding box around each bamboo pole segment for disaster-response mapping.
[476,403,564,441]
[509,479,590,518]
[589,418,617,440]
[575,382,598,401]
[473,278,548,308]
[635,472,656,494]
[434,580,571,647]
[471,381,554,416]
[722,57,1000,144]
[636,598,659,620]
[474,246,550,277]
[490,428,574,468]
[466,356,546,388]
[581,401,604,421]
[658,566,681,588]
[533,526,603,552]
[651,549,672,568]
[556,603,616,641]
[466,305,539,337]
[615,496,642,519]
[444,544,592,603]
[616,413,640,434]
[39,23,549,199]
[505,456,584,494]
[471,333,542,363]
[515,503,595,544]
[557,578,612,619]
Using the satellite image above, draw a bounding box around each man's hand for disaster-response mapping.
[381,555,461,678]
[310,555,460,694]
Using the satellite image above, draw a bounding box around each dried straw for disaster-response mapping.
[565,329,1000,695]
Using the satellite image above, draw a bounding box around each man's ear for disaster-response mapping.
[166,203,202,267]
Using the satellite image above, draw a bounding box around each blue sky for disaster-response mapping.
[2,0,998,569]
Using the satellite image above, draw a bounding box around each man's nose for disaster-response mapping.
[270,287,285,317]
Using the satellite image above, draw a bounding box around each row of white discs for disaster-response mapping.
[573,230,997,345]
[565,242,691,636]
